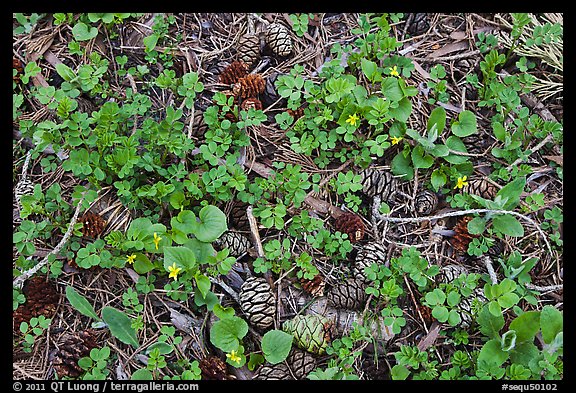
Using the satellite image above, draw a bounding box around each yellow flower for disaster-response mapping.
[391,136,403,145]
[345,113,360,127]
[168,262,182,281]
[226,350,241,363]
[153,232,162,250]
[390,65,400,77]
[454,176,469,189]
[126,254,136,264]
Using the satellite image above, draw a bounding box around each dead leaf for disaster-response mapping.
[428,41,470,59]
[417,322,441,351]
[543,155,563,166]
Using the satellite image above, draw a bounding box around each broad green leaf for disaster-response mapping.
[143,34,159,52]
[192,205,227,243]
[361,58,380,81]
[496,177,526,210]
[194,272,211,299]
[381,77,403,102]
[427,106,446,135]
[213,303,236,319]
[391,364,410,380]
[431,169,446,191]
[478,339,509,367]
[389,97,411,122]
[132,253,154,275]
[432,306,449,322]
[492,122,506,142]
[510,341,539,367]
[467,217,486,235]
[448,310,462,326]
[411,146,434,169]
[146,342,173,355]
[184,238,216,264]
[131,369,153,380]
[72,22,98,41]
[501,330,517,352]
[65,286,101,321]
[447,291,461,307]
[509,311,540,343]
[478,305,504,339]
[391,152,414,181]
[171,210,197,236]
[194,288,219,311]
[430,143,449,157]
[540,305,563,344]
[209,316,249,352]
[492,214,524,237]
[247,353,266,371]
[451,110,477,137]
[101,307,140,348]
[163,246,197,271]
[55,63,76,82]
[261,330,293,364]
[498,292,520,309]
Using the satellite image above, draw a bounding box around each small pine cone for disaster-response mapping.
[418,304,434,325]
[300,274,325,297]
[286,349,317,379]
[334,212,365,243]
[233,74,266,99]
[14,178,35,208]
[229,201,250,231]
[79,211,107,239]
[240,97,263,111]
[239,277,276,330]
[218,60,249,85]
[286,107,305,120]
[327,278,368,310]
[414,189,439,216]
[438,264,469,284]
[450,216,479,254]
[214,231,252,258]
[487,238,505,259]
[282,314,334,355]
[261,72,286,107]
[237,34,261,68]
[353,242,388,281]
[462,178,498,200]
[253,363,294,380]
[191,110,209,138]
[265,23,293,57]
[461,133,489,155]
[359,167,396,202]
[457,287,487,328]
[13,275,60,330]
[199,356,229,380]
[13,57,24,80]
[407,13,430,36]
[52,329,99,379]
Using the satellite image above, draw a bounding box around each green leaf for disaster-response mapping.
[492,122,506,142]
[510,341,539,367]
[171,210,197,236]
[65,286,101,321]
[508,311,539,344]
[247,353,266,371]
[501,330,517,352]
[361,58,379,81]
[209,316,249,352]
[498,292,520,309]
[411,146,434,169]
[391,152,414,181]
[467,217,486,235]
[131,368,153,380]
[391,364,411,380]
[72,22,98,41]
[143,34,159,52]
[133,253,154,274]
[101,307,140,348]
[389,97,412,122]
[478,339,509,367]
[432,306,449,322]
[478,305,504,339]
[381,77,403,102]
[430,143,449,157]
[194,273,211,299]
[163,246,197,271]
[451,110,477,137]
[55,63,76,82]
[540,305,563,344]
[427,106,446,135]
[184,238,216,263]
[194,288,219,311]
[78,357,94,370]
[496,177,526,210]
[261,330,294,364]
[431,169,446,191]
[492,214,524,237]
[191,205,227,243]
[146,342,173,355]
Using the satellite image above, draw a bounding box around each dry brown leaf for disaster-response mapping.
[428,41,470,58]
[543,155,563,166]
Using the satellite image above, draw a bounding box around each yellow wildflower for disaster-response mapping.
[126,254,136,264]
[345,113,360,127]
[390,65,400,77]
[168,262,182,281]
[153,232,162,250]
[391,136,403,145]
[454,176,469,189]
[226,350,241,363]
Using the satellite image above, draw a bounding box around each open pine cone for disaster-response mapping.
[300,274,326,297]
[334,212,365,243]
[233,74,266,99]
[237,34,261,68]
[462,178,498,200]
[359,167,396,202]
[265,23,292,57]
[286,348,317,379]
[240,97,263,111]
[353,242,388,281]
[327,278,368,310]
[450,216,479,254]
[214,231,252,258]
[199,356,230,380]
[13,275,60,331]
[79,211,107,238]
[52,329,99,379]
[414,189,439,216]
[218,60,249,85]
[239,277,276,330]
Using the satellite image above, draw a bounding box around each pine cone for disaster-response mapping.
[334,212,365,243]
[237,34,261,68]
[286,107,305,120]
[52,329,98,379]
[438,264,486,327]
[353,242,388,281]
[240,97,263,111]
[199,356,229,380]
[261,72,286,107]
[13,57,24,81]
[265,23,292,57]
[239,277,276,330]
[461,133,489,155]
[218,60,249,85]
[327,278,368,310]
[87,186,132,235]
[228,201,250,231]
[487,238,505,259]
[282,314,334,355]
[414,189,439,216]
[286,348,317,379]
[233,74,266,99]
[450,216,479,254]
[462,178,497,200]
[359,167,396,202]
[14,178,35,208]
[214,231,252,258]
[407,13,430,36]
[79,212,107,239]
[438,264,469,284]
[13,275,60,330]
[253,363,294,380]
[300,274,325,297]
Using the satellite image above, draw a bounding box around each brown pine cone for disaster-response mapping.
[218,60,249,85]
[13,57,24,82]
[353,242,388,281]
[239,277,276,330]
[199,356,229,380]
[237,34,261,68]
[232,74,266,99]
[327,278,368,310]
[240,97,263,111]
[359,167,397,202]
[462,178,498,200]
[265,23,293,57]
[253,363,294,380]
[286,348,317,379]
[414,189,439,216]
[450,216,479,254]
[13,275,60,331]
[214,231,252,258]
[300,274,325,297]
[79,211,107,238]
[334,212,365,243]
[52,329,99,379]
[228,201,250,231]
[287,107,305,120]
